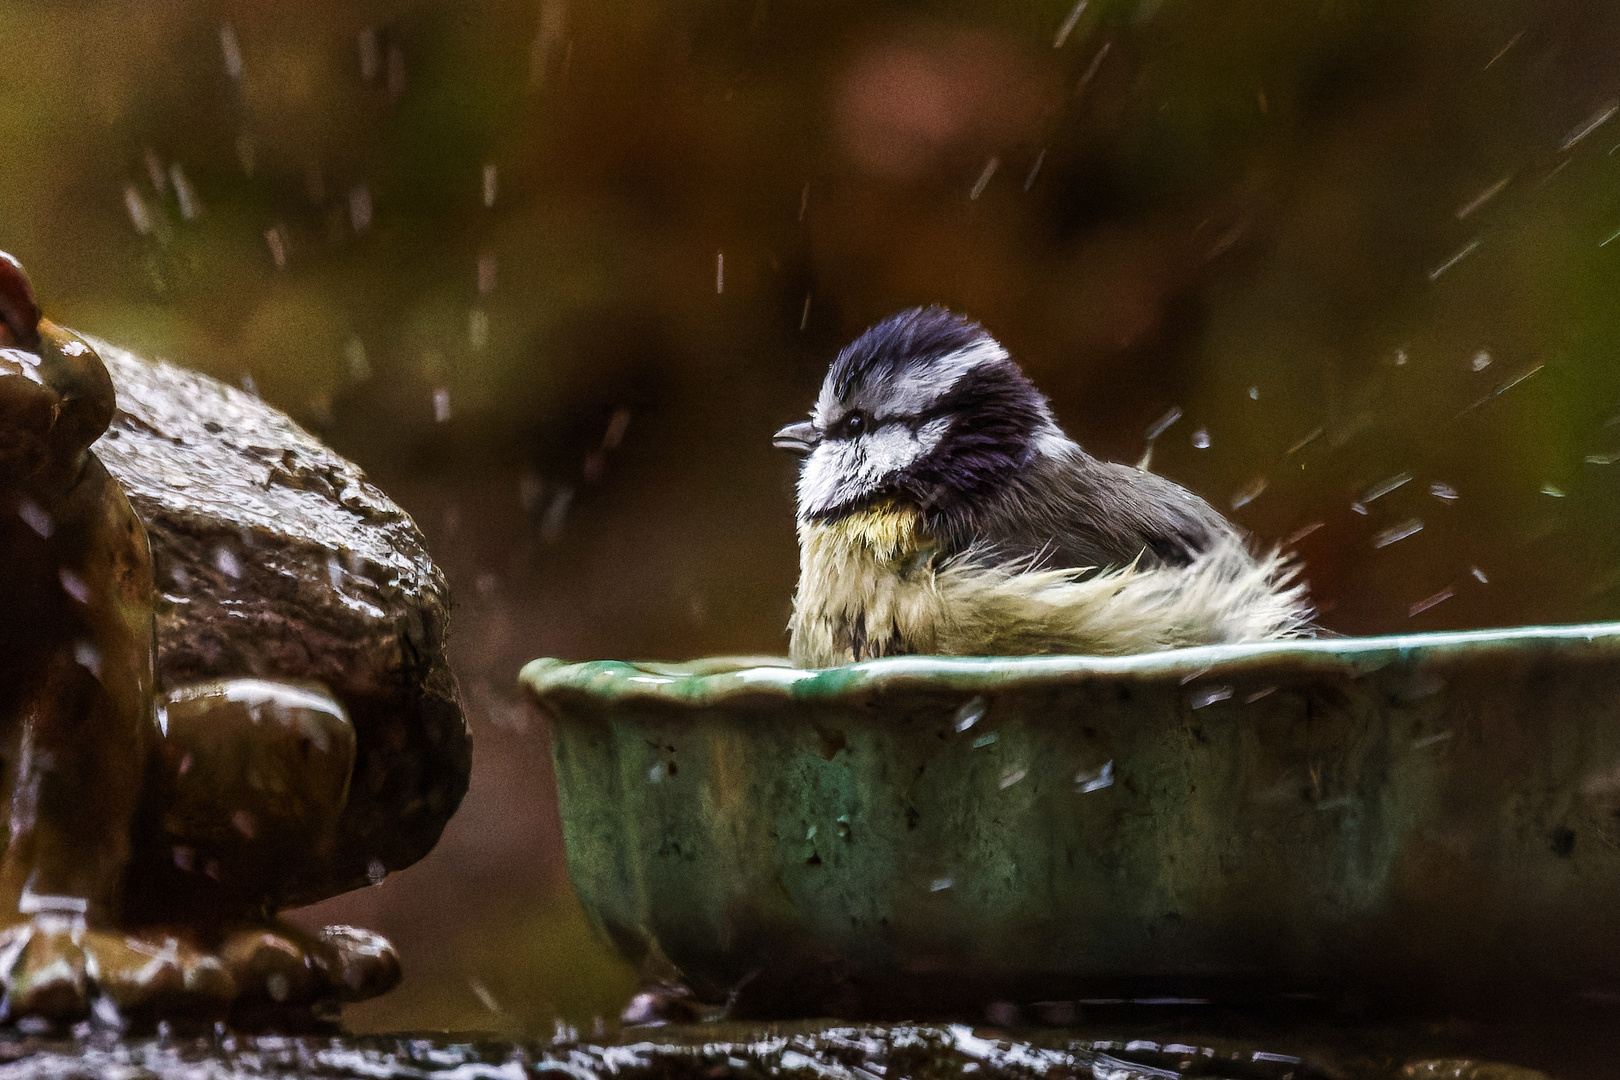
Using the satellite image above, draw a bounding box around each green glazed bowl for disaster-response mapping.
[521,624,1620,1016]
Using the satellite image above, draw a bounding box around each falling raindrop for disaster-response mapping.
[1230,477,1266,509]
[59,568,91,604]
[433,388,452,423]
[1471,566,1489,583]
[349,185,372,232]
[716,251,724,294]
[169,164,199,219]
[214,547,242,579]
[1542,483,1566,497]
[1471,350,1492,372]
[929,877,953,892]
[999,767,1026,790]
[1075,760,1113,792]
[1191,427,1210,449]
[1429,481,1459,501]
[1024,149,1047,191]
[1144,406,1181,442]
[1053,0,1086,47]
[344,337,371,382]
[1373,519,1423,548]
[1409,588,1454,616]
[123,187,154,235]
[387,44,406,99]
[73,641,101,679]
[477,252,498,294]
[367,858,387,885]
[954,696,987,732]
[1363,472,1412,502]
[1189,686,1234,709]
[468,309,489,351]
[483,163,499,208]
[144,148,166,194]
[358,28,380,81]
[264,227,287,268]
[17,498,52,538]
[969,157,1000,200]
[220,23,244,81]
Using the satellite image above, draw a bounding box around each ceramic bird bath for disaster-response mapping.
[522,624,1620,1018]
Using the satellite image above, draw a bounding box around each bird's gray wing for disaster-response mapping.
[964,452,1238,572]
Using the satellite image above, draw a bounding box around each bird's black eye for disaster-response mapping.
[840,413,866,438]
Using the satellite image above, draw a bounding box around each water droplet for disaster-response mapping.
[214,547,243,579]
[1373,518,1424,548]
[1429,481,1459,501]
[971,732,998,749]
[1075,760,1114,792]
[468,309,489,352]
[1363,472,1412,502]
[123,186,154,235]
[954,696,987,732]
[1189,686,1234,709]
[1230,477,1267,509]
[344,337,371,382]
[969,157,1000,200]
[358,28,380,81]
[1053,0,1086,47]
[58,568,91,604]
[1409,588,1454,616]
[73,641,101,678]
[929,877,953,892]
[349,185,373,233]
[477,252,498,294]
[1191,427,1210,449]
[387,44,406,99]
[1471,566,1489,584]
[715,251,724,294]
[1144,406,1182,442]
[433,388,452,423]
[220,23,244,81]
[1541,483,1566,497]
[263,226,287,268]
[17,498,52,538]
[998,767,1026,789]
[1471,350,1492,372]
[169,164,200,220]
[367,858,387,885]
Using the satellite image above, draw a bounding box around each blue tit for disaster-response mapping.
[773,307,1312,667]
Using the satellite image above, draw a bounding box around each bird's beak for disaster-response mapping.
[772,420,819,455]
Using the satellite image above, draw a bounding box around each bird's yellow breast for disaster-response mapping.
[788,501,948,667]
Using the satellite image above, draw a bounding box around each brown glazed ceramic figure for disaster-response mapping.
[0,252,397,1026]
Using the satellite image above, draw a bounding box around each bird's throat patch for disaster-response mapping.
[813,500,929,564]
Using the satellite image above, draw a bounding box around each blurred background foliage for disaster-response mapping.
[4,0,1620,1035]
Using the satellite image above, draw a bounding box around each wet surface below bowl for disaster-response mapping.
[0,1018,1598,1080]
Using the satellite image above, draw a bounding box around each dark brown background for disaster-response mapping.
[5,0,1620,1033]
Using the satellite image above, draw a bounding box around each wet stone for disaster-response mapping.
[88,336,470,905]
[0,1024,1562,1080]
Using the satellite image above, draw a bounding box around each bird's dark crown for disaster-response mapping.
[791,307,1062,522]
[827,307,989,401]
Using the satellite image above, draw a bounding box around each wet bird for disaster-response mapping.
[773,307,1311,667]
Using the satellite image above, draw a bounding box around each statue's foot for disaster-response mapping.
[0,916,399,1025]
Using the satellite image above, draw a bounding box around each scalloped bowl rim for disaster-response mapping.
[521,621,1620,706]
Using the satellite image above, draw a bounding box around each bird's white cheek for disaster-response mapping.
[798,441,858,516]
[798,426,929,517]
